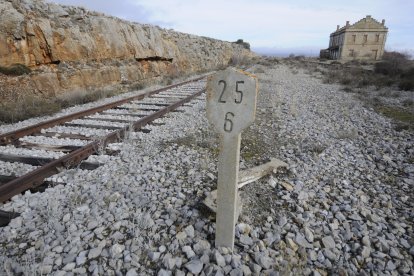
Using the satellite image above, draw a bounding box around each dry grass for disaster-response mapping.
[256,57,280,67]
[0,76,155,124]
[0,95,60,124]
[0,66,210,124]
[284,52,414,131]
[327,52,414,91]
[375,106,414,126]
[56,88,122,108]
[0,87,128,124]
[228,53,255,68]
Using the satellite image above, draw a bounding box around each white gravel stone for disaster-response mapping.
[184,259,203,274]
[126,269,138,276]
[322,236,336,249]
[184,225,195,238]
[76,250,88,266]
[214,251,226,267]
[110,244,125,258]
[304,227,314,243]
[182,246,195,259]
[88,247,103,259]
[149,252,161,261]
[1,63,412,275]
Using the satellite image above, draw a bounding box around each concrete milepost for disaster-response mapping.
[206,67,258,250]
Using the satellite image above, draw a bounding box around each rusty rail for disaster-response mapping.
[0,76,205,146]
[0,80,205,202]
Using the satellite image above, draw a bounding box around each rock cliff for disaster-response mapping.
[0,0,253,102]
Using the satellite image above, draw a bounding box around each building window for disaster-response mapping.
[349,49,354,57]
[375,34,380,42]
[352,35,356,43]
[364,34,368,43]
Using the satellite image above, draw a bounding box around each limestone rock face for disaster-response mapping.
[0,0,252,101]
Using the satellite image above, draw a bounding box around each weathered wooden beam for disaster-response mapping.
[0,210,20,227]
[0,153,100,170]
[64,123,123,130]
[32,132,92,140]
[238,158,288,188]
[16,142,82,152]
[203,158,288,213]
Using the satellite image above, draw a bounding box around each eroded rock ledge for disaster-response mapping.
[0,0,253,102]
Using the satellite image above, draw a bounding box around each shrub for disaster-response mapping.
[0,64,31,76]
[357,77,370,87]
[340,77,352,85]
[374,76,395,89]
[402,99,413,107]
[294,55,305,60]
[401,67,414,79]
[398,79,414,91]
[342,86,354,93]
[228,54,252,67]
[399,67,414,91]
[375,51,410,76]
[233,39,250,50]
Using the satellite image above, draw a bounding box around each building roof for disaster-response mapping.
[331,15,387,36]
[349,15,387,30]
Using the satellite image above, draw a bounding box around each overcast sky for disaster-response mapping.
[47,0,414,57]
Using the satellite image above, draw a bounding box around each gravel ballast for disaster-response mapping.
[0,64,413,275]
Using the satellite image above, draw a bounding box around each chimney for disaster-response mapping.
[366,15,371,19]
[346,21,350,27]
[382,19,385,25]
[337,25,339,30]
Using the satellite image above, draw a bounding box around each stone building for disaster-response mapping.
[320,15,388,61]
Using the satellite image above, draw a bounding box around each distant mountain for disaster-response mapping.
[252,46,322,57]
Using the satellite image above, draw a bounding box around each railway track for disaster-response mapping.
[0,76,207,204]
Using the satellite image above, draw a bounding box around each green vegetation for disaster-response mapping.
[282,50,414,92]
[374,51,414,91]
[0,64,31,76]
[375,106,414,125]
[398,67,414,91]
[374,51,410,75]
[233,39,250,50]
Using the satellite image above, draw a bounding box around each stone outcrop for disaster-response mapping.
[0,0,253,102]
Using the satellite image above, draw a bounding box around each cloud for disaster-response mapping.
[47,0,413,53]
[126,0,360,45]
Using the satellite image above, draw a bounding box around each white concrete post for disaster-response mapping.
[206,67,258,250]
